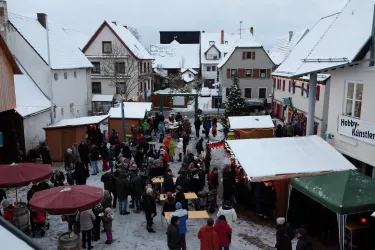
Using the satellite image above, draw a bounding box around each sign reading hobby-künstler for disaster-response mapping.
[338,115,375,146]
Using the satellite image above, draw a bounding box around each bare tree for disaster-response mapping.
[101,41,151,100]
[128,26,141,42]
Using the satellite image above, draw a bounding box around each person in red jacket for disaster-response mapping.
[2,200,15,222]
[208,168,219,191]
[198,218,219,250]
[214,215,232,250]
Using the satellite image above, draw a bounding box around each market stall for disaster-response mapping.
[290,170,375,250]
[108,102,152,141]
[228,115,274,139]
[44,115,109,161]
[91,94,114,115]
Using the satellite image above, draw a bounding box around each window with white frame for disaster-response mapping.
[344,81,363,118]
[260,69,267,78]
[259,88,266,98]
[206,66,211,71]
[231,69,237,77]
[246,69,252,78]
[212,66,216,71]
[244,88,252,98]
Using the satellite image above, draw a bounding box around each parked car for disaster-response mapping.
[200,87,211,97]
[242,99,265,113]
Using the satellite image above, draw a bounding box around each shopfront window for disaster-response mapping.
[344,82,363,118]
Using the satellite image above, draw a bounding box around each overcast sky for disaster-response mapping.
[8,0,348,50]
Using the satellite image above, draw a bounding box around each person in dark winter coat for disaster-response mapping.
[182,132,189,155]
[109,129,119,145]
[196,138,204,155]
[203,118,212,139]
[116,173,131,215]
[131,171,144,212]
[143,188,157,233]
[194,118,201,138]
[101,144,110,171]
[175,112,183,122]
[92,203,103,241]
[176,171,190,193]
[101,172,117,208]
[162,192,176,216]
[296,228,313,250]
[208,168,219,191]
[222,167,234,201]
[74,162,89,185]
[78,141,90,167]
[167,216,182,250]
[0,189,7,204]
[121,142,132,159]
[275,124,284,138]
[101,190,113,210]
[40,146,52,164]
[163,169,175,193]
[64,148,74,171]
[90,145,100,175]
[168,202,188,250]
[214,215,232,249]
[134,147,144,169]
[50,170,65,187]
[174,186,187,210]
[275,217,295,250]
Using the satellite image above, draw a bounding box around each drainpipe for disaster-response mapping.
[306,73,317,135]
[370,5,375,67]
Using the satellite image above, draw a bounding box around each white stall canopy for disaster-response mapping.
[226,135,356,182]
[228,115,274,130]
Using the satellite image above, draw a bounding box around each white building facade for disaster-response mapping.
[83,21,153,112]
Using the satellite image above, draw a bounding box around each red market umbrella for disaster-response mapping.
[0,163,53,188]
[30,185,103,215]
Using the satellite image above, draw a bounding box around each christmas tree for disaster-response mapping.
[224,72,246,116]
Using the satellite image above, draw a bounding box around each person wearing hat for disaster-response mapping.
[167,216,182,250]
[102,207,114,244]
[101,190,113,210]
[275,217,295,250]
[168,202,188,250]
[217,200,237,229]
[214,215,232,250]
[175,112,183,123]
[174,186,187,210]
[162,192,176,216]
[2,199,15,223]
[198,218,219,250]
[163,169,175,193]
[296,228,313,250]
[143,188,157,233]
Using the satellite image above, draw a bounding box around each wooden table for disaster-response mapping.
[164,211,209,221]
[159,192,198,201]
[152,177,176,184]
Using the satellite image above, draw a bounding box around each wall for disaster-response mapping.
[220,47,274,102]
[273,76,329,137]
[45,129,61,161]
[23,111,50,152]
[7,24,51,99]
[52,69,88,121]
[0,40,16,112]
[108,118,141,141]
[326,59,375,168]
[202,46,220,80]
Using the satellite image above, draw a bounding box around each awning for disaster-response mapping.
[229,115,274,130]
[108,102,152,119]
[92,94,114,102]
[44,115,109,129]
[226,135,355,181]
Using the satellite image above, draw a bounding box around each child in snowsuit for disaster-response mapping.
[102,208,114,244]
[177,138,183,161]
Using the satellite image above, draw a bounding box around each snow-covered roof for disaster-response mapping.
[294,0,374,76]
[182,71,195,83]
[92,94,114,102]
[0,225,35,250]
[108,102,152,119]
[14,62,50,118]
[229,115,274,130]
[268,29,309,65]
[63,28,90,50]
[105,22,153,60]
[181,68,198,74]
[201,31,262,65]
[9,13,92,70]
[45,115,109,129]
[272,13,339,78]
[227,135,356,182]
[150,43,200,69]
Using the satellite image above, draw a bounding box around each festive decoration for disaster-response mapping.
[208,140,241,168]
[224,72,246,117]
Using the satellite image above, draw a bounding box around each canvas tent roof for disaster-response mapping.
[228,115,274,130]
[108,102,152,119]
[291,170,375,215]
[92,94,113,102]
[45,115,109,129]
[226,135,355,182]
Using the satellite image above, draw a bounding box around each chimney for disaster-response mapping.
[124,25,128,29]
[37,13,47,29]
[289,31,294,42]
[250,27,254,35]
[112,21,117,25]
[221,30,224,44]
[202,30,205,33]
[0,1,8,40]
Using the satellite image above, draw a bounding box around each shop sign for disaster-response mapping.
[338,115,375,146]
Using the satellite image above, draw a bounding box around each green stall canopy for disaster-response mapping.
[291,170,375,215]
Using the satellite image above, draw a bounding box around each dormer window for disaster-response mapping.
[209,41,215,46]
[213,55,218,60]
[225,41,228,45]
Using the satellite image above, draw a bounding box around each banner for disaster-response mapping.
[338,115,375,146]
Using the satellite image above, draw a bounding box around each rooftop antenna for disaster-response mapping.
[240,21,243,39]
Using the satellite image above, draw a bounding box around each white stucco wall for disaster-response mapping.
[23,111,51,152]
[52,69,89,121]
[326,59,375,168]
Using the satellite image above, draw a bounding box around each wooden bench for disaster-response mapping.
[159,192,198,201]
[152,177,177,184]
[164,211,209,221]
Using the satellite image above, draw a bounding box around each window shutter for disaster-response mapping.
[282,80,285,91]
[239,69,245,78]
[242,52,246,60]
[266,69,271,79]
[301,82,304,96]
[316,85,320,101]
[288,80,291,92]
[293,82,296,94]
[306,83,310,97]
[273,79,276,88]
[226,69,230,79]
[278,79,281,90]
[253,69,260,78]
[252,52,256,60]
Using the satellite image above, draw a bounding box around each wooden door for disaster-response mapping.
[62,129,76,158]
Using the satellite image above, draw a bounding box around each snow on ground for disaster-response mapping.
[2,118,280,250]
